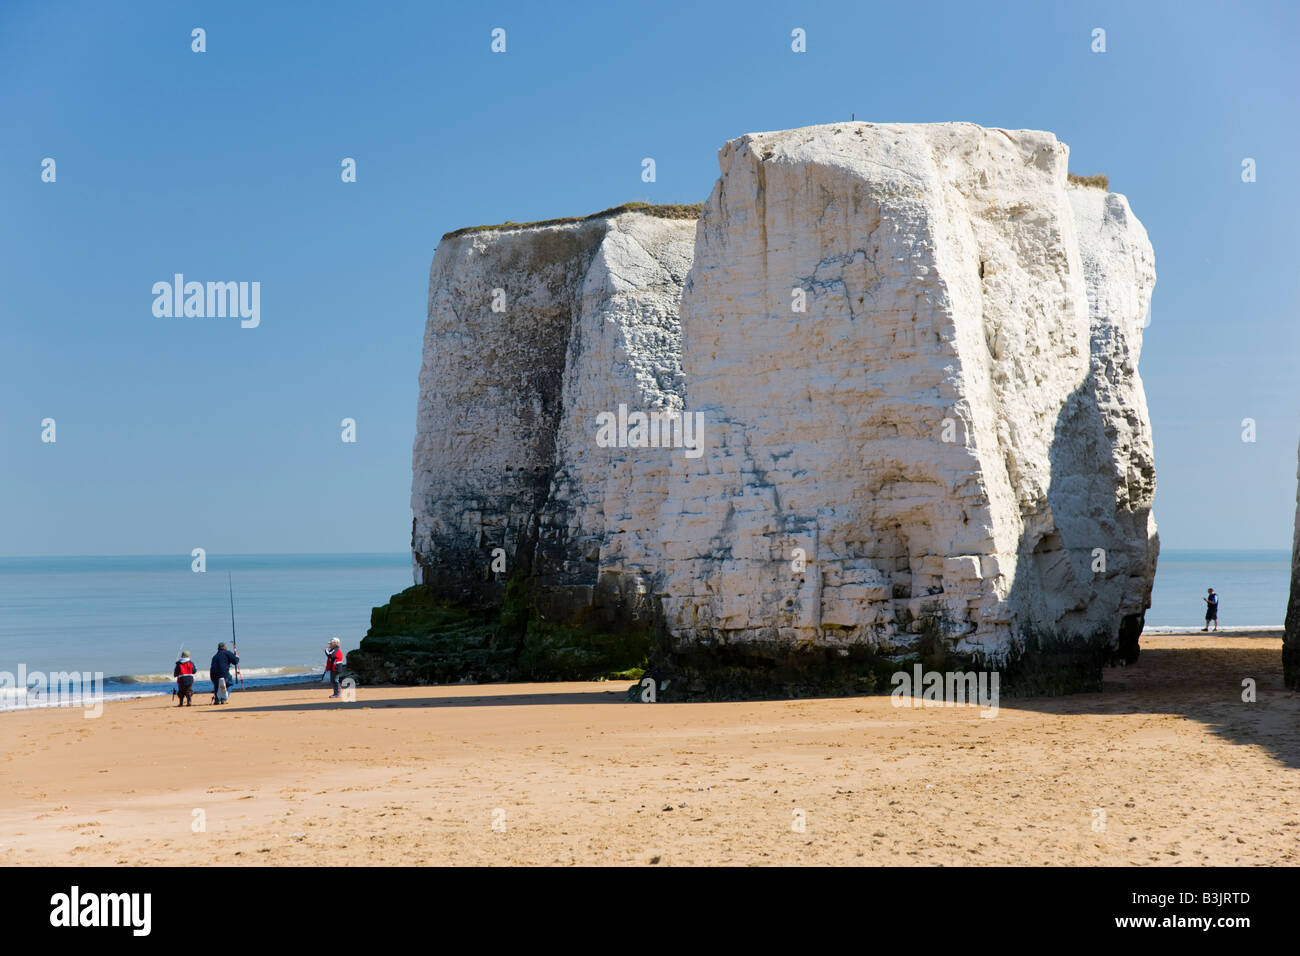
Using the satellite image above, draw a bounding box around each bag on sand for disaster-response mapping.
[214,677,229,703]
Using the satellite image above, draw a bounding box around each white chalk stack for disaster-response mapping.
[406,122,1158,683]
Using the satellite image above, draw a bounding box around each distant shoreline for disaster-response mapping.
[2,628,1284,716]
[0,672,325,716]
[1141,626,1282,636]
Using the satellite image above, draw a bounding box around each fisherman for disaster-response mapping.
[324,638,344,699]
[210,641,240,704]
[173,650,196,707]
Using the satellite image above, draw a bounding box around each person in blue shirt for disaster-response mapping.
[1202,588,1219,632]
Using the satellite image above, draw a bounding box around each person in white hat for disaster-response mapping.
[173,650,196,707]
[324,638,345,698]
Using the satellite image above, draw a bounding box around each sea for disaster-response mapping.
[0,553,412,711]
[0,549,1289,712]
[1143,549,1290,632]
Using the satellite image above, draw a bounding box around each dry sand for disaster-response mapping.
[2,631,1297,866]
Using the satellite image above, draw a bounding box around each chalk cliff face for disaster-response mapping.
[604,123,1158,687]
[1064,185,1159,660]
[362,122,1158,695]
[409,208,696,623]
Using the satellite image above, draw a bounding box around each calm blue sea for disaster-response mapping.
[0,549,1287,710]
[1145,549,1289,629]
[0,553,411,708]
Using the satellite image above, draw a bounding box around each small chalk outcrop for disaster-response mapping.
[1065,184,1160,660]
[352,123,1159,696]
[1284,435,1300,689]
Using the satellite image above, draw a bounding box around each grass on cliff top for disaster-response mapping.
[442,201,702,239]
[447,178,1105,241]
[1067,172,1109,191]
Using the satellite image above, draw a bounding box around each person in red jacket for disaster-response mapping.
[173,651,196,707]
[324,638,344,698]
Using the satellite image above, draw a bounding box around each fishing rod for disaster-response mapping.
[172,642,182,702]
[228,573,243,691]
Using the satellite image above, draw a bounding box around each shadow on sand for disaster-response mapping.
[994,640,1300,770]
[220,688,629,715]
[219,640,1300,769]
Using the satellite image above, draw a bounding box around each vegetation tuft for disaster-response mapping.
[442,202,702,239]
[1067,172,1109,191]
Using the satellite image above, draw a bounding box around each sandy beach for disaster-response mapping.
[2,630,1296,866]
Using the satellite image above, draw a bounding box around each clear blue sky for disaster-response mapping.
[2,0,1297,556]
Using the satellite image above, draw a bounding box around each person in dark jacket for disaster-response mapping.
[324,638,344,699]
[173,650,196,707]
[210,642,240,704]
[1203,588,1219,632]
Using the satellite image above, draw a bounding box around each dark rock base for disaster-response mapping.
[627,627,1116,703]
[345,585,652,685]
[347,587,1123,704]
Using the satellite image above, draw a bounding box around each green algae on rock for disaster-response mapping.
[345,584,652,685]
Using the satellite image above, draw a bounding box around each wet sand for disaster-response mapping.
[1,631,1296,866]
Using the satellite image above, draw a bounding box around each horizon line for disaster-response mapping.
[0,551,411,560]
